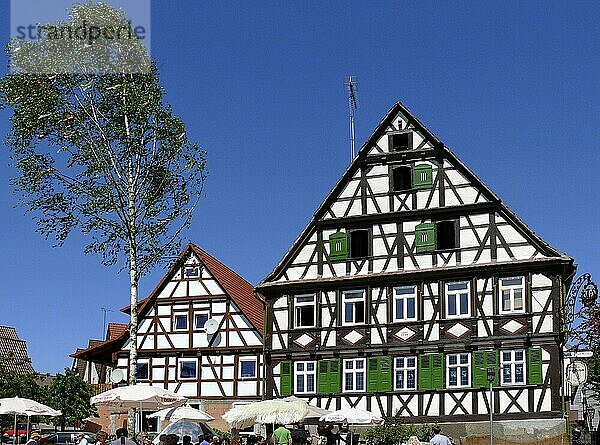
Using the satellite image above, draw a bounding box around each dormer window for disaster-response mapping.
[349,230,369,259]
[390,132,412,151]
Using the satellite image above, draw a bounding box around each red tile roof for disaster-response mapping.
[107,323,128,340]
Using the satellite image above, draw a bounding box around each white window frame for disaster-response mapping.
[193,312,210,331]
[294,294,316,328]
[294,361,316,394]
[446,281,470,319]
[394,356,417,390]
[174,313,188,331]
[499,276,525,314]
[184,266,200,278]
[239,357,257,379]
[393,286,417,321]
[446,353,470,388]
[136,358,150,381]
[342,290,366,326]
[343,358,366,392]
[501,349,526,386]
[178,358,197,380]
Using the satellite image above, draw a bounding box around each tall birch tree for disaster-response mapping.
[0,2,206,430]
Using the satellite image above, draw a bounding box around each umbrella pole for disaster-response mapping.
[26,415,30,441]
[13,414,17,445]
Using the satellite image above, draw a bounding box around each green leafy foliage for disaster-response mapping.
[45,369,96,430]
[364,419,433,445]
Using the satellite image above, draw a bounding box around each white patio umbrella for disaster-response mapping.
[0,397,62,445]
[281,397,330,422]
[151,420,215,444]
[223,399,309,429]
[320,408,383,445]
[91,384,187,433]
[147,404,214,422]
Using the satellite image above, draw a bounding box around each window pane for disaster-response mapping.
[448,282,468,291]
[307,362,315,372]
[136,362,148,380]
[514,289,523,310]
[346,361,353,370]
[502,291,511,311]
[503,365,511,383]
[180,361,196,379]
[407,297,416,319]
[396,371,404,389]
[345,303,353,323]
[448,295,457,316]
[449,355,457,365]
[355,302,365,323]
[396,299,404,320]
[307,374,315,392]
[296,295,314,303]
[460,367,469,386]
[356,372,364,390]
[299,306,314,326]
[396,286,415,295]
[407,370,415,388]
[396,357,404,367]
[460,354,469,364]
[356,360,364,370]
[345,374,353,391]
[502,277,522,286]
[297,363,304,372]
[503,351,511,361]
[460,293,468,314]
[407,357,415,367]
[296,375,304,393]
[515,365,524,383]
[175,315,187,330]
[241,361,255,378]
[449,368,457,386]
[195,314,208,329]
[515,351,524,361]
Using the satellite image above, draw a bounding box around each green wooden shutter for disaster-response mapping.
[412,164,433,189]
[329,232,348,261]
[472,351,488,388]
[329,359,341,393]
[379,356,392,392]
[415,223,436,253]
[528,347,543,385]
[367,357,380,392]
[280,361,292,396]
[317,360,330,394]
[418,354,432,390]
[486,350,499,386]
[431,353,444,390]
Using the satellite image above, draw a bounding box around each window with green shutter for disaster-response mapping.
[528,347,543,385]
[412,164,433,189]
[418,354,432,390]
[329,232,348,261]
[318,359,341,394]
[418,353,444,390]
[367,356,392,393]
[415,223,436,253]
[472,350,499,388]
[280,361,292,396]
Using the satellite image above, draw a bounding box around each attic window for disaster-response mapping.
[185,267,199,278]
[349,230,369,259]
[392,166,412,191]
[390,133,412,151]
[436,220,457,250]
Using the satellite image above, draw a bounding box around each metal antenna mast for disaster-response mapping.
[100,307,114,338]
[345,76,358,160]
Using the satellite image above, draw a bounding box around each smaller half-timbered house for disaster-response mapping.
[72,243,264,429]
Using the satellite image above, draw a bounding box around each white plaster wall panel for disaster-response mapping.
[329,202,347,218]
[199,382,220,397]
[200,266,212,279]
[496,248,514,263]
[417,189,439,209]
[241,331,263,346]
[321,330,336,347]
[172,282,187,298]
[231,313,253,329]
[532,290,552,312]
[293,244,316,265]
[157,305,171,316]
[138,318,153,335]
[192,333,209,348]
[221,366,234,380]
[275,311,289,331]
[156,336,171,349]
[369,165,389,177]
[370,327,383,344]
[468,214,490,225]
[173,304,188,311]
[212,302,227,313]
[372,237,389,257]
[444,191,463,207]
[477,393,490,415]
[423,299,435,321]
[477,320,489,337]
[445,168,470,186]
[535,388,551,411]
[445,392,472,414]
[222,355,235,365]
[368,196,389,214]
[228,332,244,347]
[368,176,389,195]
[321,307,332,330]
[168,366,176,381]
[193,303,210,311]
[152,367,165,381]
[427,324,440,341]
[459,229,479,249]
[188,280,209,297]
[157,282,176,299]
[339,177,361,199]
[511,245,537,260]
[286,267,302,281]
[331,263,345,277]
[461,250,478,265]
[424,394,440,416]
[372,259,388,273]
[532,274,553,288]
[238,381,258,396]
[415,254,433,270]
[458,187,480,205]
[167,383,177,393]
[153,357,165,366]
[170,334,188,348]
[274,296,288,309]
[497,222,527,244]
[436,253,457,267]
[177,383,196,397]
[476,249,492,264]
[205,279,225,295]
[475,194,488,203]
[347,199,362,217]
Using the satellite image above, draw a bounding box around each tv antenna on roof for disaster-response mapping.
[345,76,358,160]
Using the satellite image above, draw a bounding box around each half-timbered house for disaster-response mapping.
[256,102,575,443]
[72,243,264,429]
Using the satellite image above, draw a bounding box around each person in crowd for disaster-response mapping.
[337,422,350,445]
[257,436,267,445]
[291,424,310,445]
[199,436,210,445]
[406,436,421,445]
[272,424,291,445]
[210,436,220,445]
[76,434,89,445]
[110,429,137,445]
[317,421,335,445]
[429,427,451,445]
[231,436,241,445]
[95,432,109,445]
[26,433,40,445]
[221,438,230,445]
[182,437,193,445]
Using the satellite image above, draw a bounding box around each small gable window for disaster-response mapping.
[392,164,433,192]
[184,266,199,278]
[194,313,209,330]
[436,220,457,250]
[390,132,412,151]
[392,167,412,191]
[349,230,369,259]
[414,221,458,253]
[136,360,149,381]
[174,314,188,331]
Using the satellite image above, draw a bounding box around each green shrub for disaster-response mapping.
[364,422,433,445]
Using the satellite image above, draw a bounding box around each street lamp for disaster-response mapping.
[487,367,496,445]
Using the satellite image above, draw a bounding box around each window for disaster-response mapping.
[239,358,257,378]
[329,232,348,260]
[343,290,365,325]
[295,361,316,394]
[395,356,417,390]
[294,294,316,328]
[446,281,470,318]
[436,221,457,250]
[136,360,149,380]
[447,353,470,388]
[184,267,199,277]
[500,276,525,313]
[394,286,417,321]
[194,313,209,330]
[344,358,365,392]
[349,230,369,258]
[174,314,188,330]
[178,359,197,379]
[501,350,525,385]
[390,133,412,151]
[393,166,412,191]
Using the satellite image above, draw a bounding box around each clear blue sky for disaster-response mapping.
[0,1,598,375]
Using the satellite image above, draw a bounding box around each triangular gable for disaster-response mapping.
[261,101,568,284]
